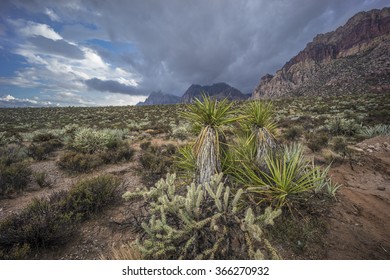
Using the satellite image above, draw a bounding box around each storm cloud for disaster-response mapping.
[29,36,85,59]
[85,78,143,95]
[0,0,389,106]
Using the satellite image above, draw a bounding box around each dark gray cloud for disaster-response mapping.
[84,78,145,95]
[29,35,85,59]
[80,0,389,94]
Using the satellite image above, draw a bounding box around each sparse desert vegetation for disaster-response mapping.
[0,92,389,260]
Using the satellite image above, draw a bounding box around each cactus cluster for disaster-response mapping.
[123,173,281,259]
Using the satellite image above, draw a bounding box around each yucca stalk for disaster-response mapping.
[180,94,240,185]
[241,101,277,165]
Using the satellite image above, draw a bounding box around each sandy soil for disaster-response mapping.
[326,136,390,259]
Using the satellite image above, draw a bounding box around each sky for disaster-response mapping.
[0,0,388,107]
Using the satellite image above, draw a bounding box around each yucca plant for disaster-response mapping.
[175,144,197,179]
[358,124,390,138]
[240,101,277,165]
[180,94,240,184]
[236,144,321,209]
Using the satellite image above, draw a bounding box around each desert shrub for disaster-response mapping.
[99,143,135,164]
[26,131,63,161]
[138,144,177,187]
[123,173,281,260]
[325,117,361,136]
[33,171,51,188]
[71,128,126,153]
[265,212,328,257]
[0,175,120,259]
[65,175,120,219]
[0,162,31,196]
[171,125,190,140]
[27,139,63,160]
[139,141,151,151]
[0,144,27,165]
[331,136,348,156]
[0,132,22,145]
[58,151,103,173]
[283,126,303,141]
[32,132,57,143]
[0,191,76,254]
[0,243,31,260]
[306,131,328,152]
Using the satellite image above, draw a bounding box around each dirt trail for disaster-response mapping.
[326,136,390,259]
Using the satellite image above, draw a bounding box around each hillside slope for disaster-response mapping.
[253,7,390,99]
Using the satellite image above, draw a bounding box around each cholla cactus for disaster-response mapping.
[71,128,127,153]
[124,173,281,260]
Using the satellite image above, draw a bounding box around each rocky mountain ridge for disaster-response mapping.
[253,7,390,99]
[181,82,248,103]
[136,91,181,106]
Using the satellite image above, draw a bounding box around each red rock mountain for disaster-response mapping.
[253,7,390,99]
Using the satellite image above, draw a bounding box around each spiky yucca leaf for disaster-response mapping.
[180,94,240,133]
[238,144,321,208]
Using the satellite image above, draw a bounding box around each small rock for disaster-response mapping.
[368,145,375,149]
[374,143,381,151]
[383,142,390,148]
[351,147,364,153]
[367,149,373,153]
[378,186,385,191]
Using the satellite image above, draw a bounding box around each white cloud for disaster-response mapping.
[0,94,50,107]
[45,8,60,22]
[101,94,147,106]
[0,94,16,101]
[17,20,63,41]
[2,20,141,102]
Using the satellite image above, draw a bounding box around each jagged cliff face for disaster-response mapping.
[136,91,181,106]
[253,7,390,99]
[181,82,247,103]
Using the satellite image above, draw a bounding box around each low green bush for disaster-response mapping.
[283,125,303,141]
[71,128,126,154]
[99,143,135,164]
[0,144,27,165]
[0,162,31,197]
[58,151,103,173]
[138,144,177,186]
[0,174,120,259]
[27,139,63,160]
[325,117,361,136]
[65,175,120,220]
[306,131,328,152]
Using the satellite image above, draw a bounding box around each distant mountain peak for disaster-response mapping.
[136,91,180,106]
[181,82,248,103]
[253,7,390,99]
